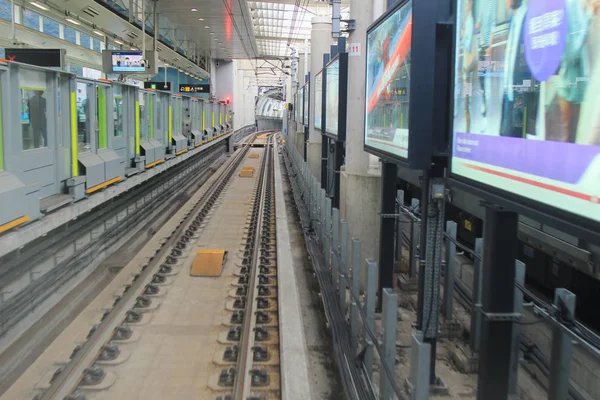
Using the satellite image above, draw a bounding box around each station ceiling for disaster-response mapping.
[158,0,348,59]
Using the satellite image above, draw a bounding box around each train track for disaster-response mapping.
[33,132,281,400]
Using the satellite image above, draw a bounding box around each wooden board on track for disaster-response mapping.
[190,249,228,277]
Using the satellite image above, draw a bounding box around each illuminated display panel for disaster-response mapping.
[314,71,323,130]
[364,0,412,160]
[302,83,309,126]
[325,59,340,136]
[451,0,600,229]
[111,51,145,72]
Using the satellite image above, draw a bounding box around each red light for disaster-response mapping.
[226,97,230,105]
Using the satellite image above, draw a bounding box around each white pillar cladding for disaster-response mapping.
[296,53,307,157]
[307,16,332,182]
[340,0,383,275]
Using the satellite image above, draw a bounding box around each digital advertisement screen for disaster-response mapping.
[364,0,412,159]
[314,71,323,130]
[303,83,309,126]
[452,0,600,226]
[326,59,340,136]
[111,51,145,73]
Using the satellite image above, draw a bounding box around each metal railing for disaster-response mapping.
[284,136,600,400]
[283,140,405,400]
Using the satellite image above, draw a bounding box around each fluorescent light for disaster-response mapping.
[204,26,210,29]
[210,32,214,35]
[93,30,105,37]
[65,17,81,25]
[198,18,204,21]
[29,1,49,11]
[191,8,197,11]
[130,47,137,50]
[114,39,124,45]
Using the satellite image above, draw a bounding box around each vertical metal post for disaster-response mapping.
[509,260,525,394]
[364,259,377,381]
[470,237,484,353]
[325,197,332,268]
[332,208,340,287]
[350,238,361,355]
[378,161,398,310]
[548,288,576,400]
[321,137,328,190]
[395,189,405,262]
[380,288,398,400]
[476,206,519,400]
[409,217,419,278]
[443,221,457,320]
[340,220,348,317]
[333,140,344,208]
[320,189,326,247]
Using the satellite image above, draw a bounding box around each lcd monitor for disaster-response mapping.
[325,59,340,136]
[451,0,600,232]
[314,71,324,130]
[302,83,310,126]
[364,0,412,161]
[111,51,145,73]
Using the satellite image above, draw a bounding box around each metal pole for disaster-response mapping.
[548,288,576,400]
[509,260,525,394]
[321,137,328,190]
[333,140,344,209]
[332,208,340,288]
[476,206,519,400]
[340,220,348,317]
[443,221,457,320]
[378,161,398,310]
[395,190,405,263]
[350,238,361,355]
[470,237,484,353]
[364,259,377,380]
[380,288,398,400]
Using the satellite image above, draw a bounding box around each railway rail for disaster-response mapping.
[28,131,282,400]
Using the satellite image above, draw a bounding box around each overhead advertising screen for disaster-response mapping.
[326,59,340,136]
[364,0,412,160]
[314,71,323,130]
[111,51,145,72]
[452,0,600,230]
[303,83,310,126]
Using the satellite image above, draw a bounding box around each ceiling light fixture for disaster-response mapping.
[204,26,210,29]
[65,17,81,26]
[210,32,214,35]
[93,29,105,37]
[198,18,204,21]
[130,47,138,50]
[191,8,197,11]
[29,1,49,11]
[114,39,124,45]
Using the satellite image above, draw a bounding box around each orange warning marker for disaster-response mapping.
[190,249,228,277]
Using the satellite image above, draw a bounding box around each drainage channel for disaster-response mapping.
[34,133,262,400]
[215,133,281,400]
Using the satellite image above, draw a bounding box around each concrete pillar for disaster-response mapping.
[308,17,332,183]
[296,53,307,157]
[341,0,382,273]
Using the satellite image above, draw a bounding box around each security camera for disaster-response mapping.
[216,62,220,67]
[140,59,149,68]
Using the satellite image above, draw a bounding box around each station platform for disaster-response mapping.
[0,133,326,400]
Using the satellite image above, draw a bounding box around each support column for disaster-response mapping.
[477,206,519,400]
[307,17,331,183]
[340,0,381,279]
[296,53,306,158]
